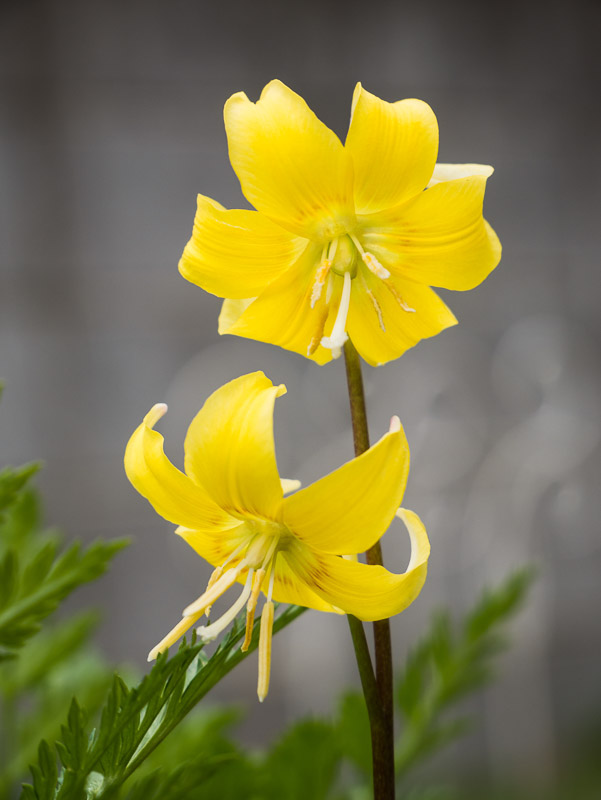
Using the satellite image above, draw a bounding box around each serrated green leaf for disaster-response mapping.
[0,538,128,653]
[22,605,305,800]
[0,464,40,520]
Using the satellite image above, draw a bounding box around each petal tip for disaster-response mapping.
[389,415,401,433]
[144,403,168,429]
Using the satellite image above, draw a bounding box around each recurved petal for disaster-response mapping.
[179,195,307,299]
[362,174,501,291]
[282,422,409,554]
[124,404,234,530]
[346,84,438,215]
[287,507,430,621]
[224,80,355,238]
[218,244,336,365]
[427,162,494,187]
[184,372,286,518]
[346,271,457,367]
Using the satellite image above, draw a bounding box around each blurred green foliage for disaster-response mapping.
[0,462,126,799]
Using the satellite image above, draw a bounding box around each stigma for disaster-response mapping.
[147,523,282,702]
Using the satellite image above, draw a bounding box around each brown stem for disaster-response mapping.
[343,339,396,799]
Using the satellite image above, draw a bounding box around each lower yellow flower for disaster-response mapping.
[124,372,430,701]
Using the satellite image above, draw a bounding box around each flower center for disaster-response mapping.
[147,519,286,702]
[309,233,413,359]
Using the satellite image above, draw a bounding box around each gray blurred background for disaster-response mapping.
[1,0,600,793]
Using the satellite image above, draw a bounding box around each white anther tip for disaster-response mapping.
[147,648,159,662]
[196,626,217,643]
[389,415,401,433]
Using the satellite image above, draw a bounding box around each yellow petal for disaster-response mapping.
[346,271,457,367]
[280,478,302,495]
[219,244,336,365]
[346,83,438,215]
[124,404,234,530]
[179,194,307,299]
[176,523,250,569]
[183,372,286,518]
[224,79,355,239]
[271,552,342,613]
[361,174,501,291]
[218,298,254,334]
[282,424,409,554]
[287,507,430,621]
[427,162,494,187]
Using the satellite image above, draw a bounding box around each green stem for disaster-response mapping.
[343,339,396,800]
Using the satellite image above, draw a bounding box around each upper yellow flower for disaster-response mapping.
[125,372,429,700]
[179,80,501,366]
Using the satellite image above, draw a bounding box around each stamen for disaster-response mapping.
[349,234,390,280]
[359,273,385,332]
[310,243,336,308]
[385,281,416,313]
[321,270,351,353]
[266,554,277,603]
[257,600,275,702]
[147,613,202,661]
[306,305,329,357]
[220,539,249,571]
[182,560,246,617]
[241,568,267,652]
[204,566,223,619]
[196,569,254,643]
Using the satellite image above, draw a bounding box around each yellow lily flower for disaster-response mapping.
[125,372,429,701]
[179,80,501,366]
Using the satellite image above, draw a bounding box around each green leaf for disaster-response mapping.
[22,605,305,800]
[0,464,40,521]
[0,538,128,654]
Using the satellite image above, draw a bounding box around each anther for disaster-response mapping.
[385,281,416,313]
[204,566,223,619]
[349,234,391,280]
[182,560,246,617]
[257,600,275,702]
[147,611,204,662]
[241,568,267,652]
[196,569,254,643]
[359,273,385,332]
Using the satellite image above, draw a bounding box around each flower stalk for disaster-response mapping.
[344,338,396,799]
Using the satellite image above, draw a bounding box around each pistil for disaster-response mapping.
[196,569,254,642]
[321,270,352,357]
